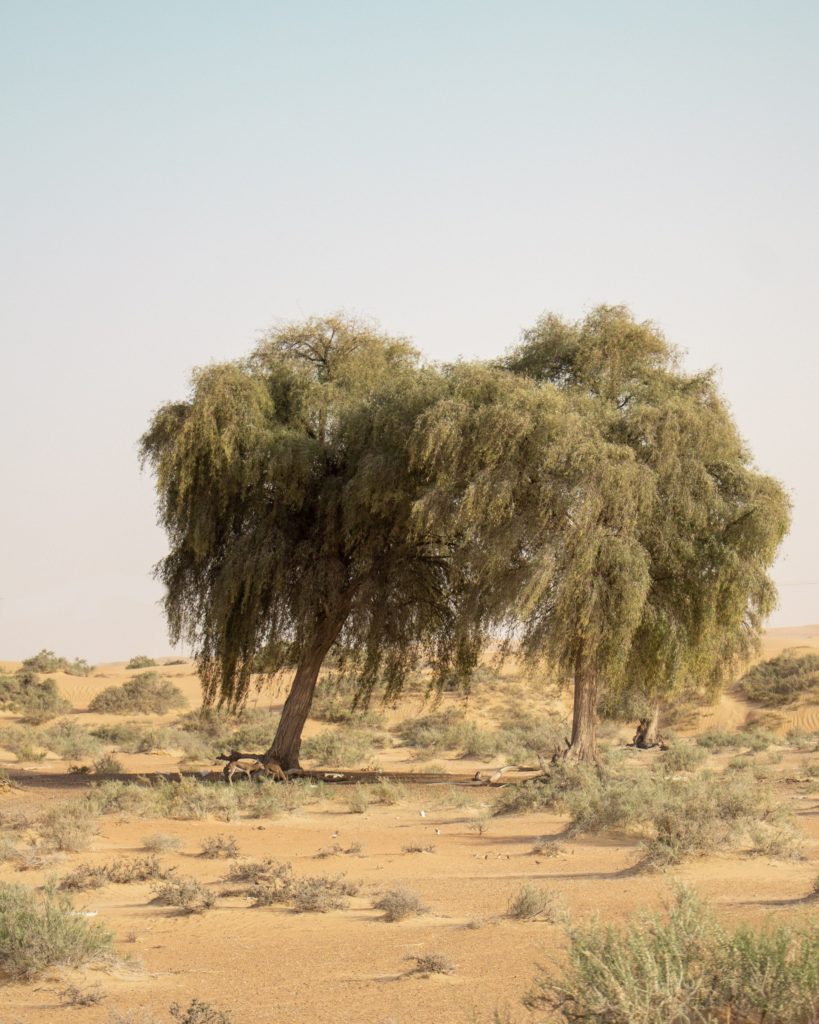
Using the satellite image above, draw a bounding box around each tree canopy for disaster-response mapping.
[142,306,790,768]
[502,306,791,755]
[141,316,477,768]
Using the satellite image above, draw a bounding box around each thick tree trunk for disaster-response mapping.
[566,649,599,764]
[264,610,346,772]
[643,700,661,746]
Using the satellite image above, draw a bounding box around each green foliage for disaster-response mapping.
[0,671,71,723]
[738,649,819,706]
[140,314,477,720]
[301,729,378,767]
[493,761,597,816]
[126,656,158,669]
[42,719,102,758]
[91,721,212,759]
[0,883,114,979]
[527,887,819,1023]
[695,728,775,753]
[346,784,370,814]
[657,741,707,773]
[88,673,187,714]
[20,650,94,676]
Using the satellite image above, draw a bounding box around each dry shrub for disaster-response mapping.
[199,834,239,859]
[373,887,429,922]
[170,999,232,1024]
[404,952,455,976]
[151,876,215,913]
[507,883,566,922]
[61,856,173,891]
[143,833,182,853]
[35,802,99,852]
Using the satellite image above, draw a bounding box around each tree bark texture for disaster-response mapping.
[567,649,599,763]
[643,700,661,746]
[264,609,347,771]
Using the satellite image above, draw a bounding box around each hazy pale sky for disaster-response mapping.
[2,1,817,661]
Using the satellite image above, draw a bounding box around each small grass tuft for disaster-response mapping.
[506,883,566,922]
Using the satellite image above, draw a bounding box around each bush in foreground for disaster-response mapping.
[0,882,114,979]
[526,887,819,1023]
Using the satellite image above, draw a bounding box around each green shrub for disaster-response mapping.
[748,822,805,861]
[310,683,385,727]
[507,883,566,922]
[694,728,775,754]
[301,729,378,766]
[373,887,429,922]
[369,778,407,804]
[394,709,468,752]
[89,673,187,715]
[526,886,819,1023]
[0,724,47,761]
[695,729,747,751]
[0,672,71,724]
[0,882,114,979]
[658,741,707,773]
[347,784,370,814]
[738,650,819,706]
[20,650,94,676]
[494,712,569,762]
[126,656,157,670]
[42,719,102,759]
[92,722,212,759]
[493,761,597,816]
[639,773,781,869]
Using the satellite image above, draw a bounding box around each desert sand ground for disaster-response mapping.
[0,625,817,1023]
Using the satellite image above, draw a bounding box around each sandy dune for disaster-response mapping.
[0,626,816,1022]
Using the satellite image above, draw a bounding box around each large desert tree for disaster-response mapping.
[411,358,655,762]
[141,316,478,770]
[503,306,791,758]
